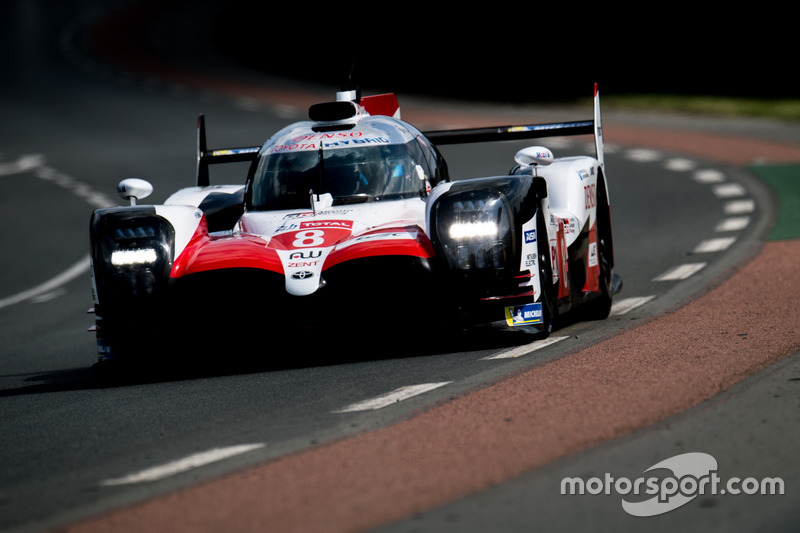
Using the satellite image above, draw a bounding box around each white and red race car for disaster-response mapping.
[89,86,620,363]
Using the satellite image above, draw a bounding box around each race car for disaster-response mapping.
[88,85,620,363]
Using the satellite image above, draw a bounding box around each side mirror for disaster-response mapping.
[117,179,153,205]
[514,146,554,168]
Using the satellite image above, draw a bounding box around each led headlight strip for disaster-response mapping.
[110,248,159,266]
[449,220,499,239]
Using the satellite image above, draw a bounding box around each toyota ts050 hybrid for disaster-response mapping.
[88,85,621,363]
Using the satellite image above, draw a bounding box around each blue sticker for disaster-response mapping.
[524,229,537,243]
[505,302,543,326]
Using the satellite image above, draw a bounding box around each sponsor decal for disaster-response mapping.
[270,143,317,153]
[524,252,536,270]
[273,223,299,233]
[584,183,596,210]
[289,132,365,143]
[562,218,576,236]
[299,220,353,229]
[519,217,539,292]
[270,220,354,250]
[288,250,323,260]
[504,302,543,326]
[321,136,390,148]
[287,261,319,268]
[283,209,353,219]
[550,238,559,282]
[588,241,598,268]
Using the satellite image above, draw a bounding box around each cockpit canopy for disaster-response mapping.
[247,116,447,211]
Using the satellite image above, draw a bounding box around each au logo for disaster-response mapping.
[289,250,322,259]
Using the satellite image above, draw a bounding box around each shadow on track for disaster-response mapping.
[0,327,543,397]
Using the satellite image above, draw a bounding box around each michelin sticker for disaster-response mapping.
[505,302,543,326]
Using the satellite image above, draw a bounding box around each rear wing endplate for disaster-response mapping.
[196,114,260,187]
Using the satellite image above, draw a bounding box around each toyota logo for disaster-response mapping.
[291,271,314,280]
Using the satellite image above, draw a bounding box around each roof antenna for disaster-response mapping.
[337,59,361,103]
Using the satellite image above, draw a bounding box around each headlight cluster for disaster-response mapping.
[434,189,512,271]
[91,209,174,302]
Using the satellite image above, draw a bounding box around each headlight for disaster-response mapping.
[110,248,159,266]
[433,190,512,271]
[91,209,175,302]
[449,220,498,239]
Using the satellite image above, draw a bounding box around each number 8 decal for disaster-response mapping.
[271,220,353,250]
[293,230,325,247]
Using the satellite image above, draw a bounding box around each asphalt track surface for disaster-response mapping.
[2,2,800,533]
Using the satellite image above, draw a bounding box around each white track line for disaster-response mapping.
[0,154,113,309]
[0,154,44,176]
[333,382,452,413]
[712,183,746,198]
[101,444,265,486]
[716,216,750,232]
[0,255,91,310]
[724,199,755,215]
[693,237,737,253]
[482,336,569,360]
[625,149,661,162]
[611,296,656,315]
[664,158,696,171]
[653,263,707,281]
[693,169,726,184]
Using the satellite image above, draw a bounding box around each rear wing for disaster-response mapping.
[422,83,605,167]
[196,114,260,187]
[423,120,594,144]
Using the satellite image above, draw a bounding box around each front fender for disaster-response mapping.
[540,159,601,247]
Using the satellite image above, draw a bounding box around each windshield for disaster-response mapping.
[250,141,431,211]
